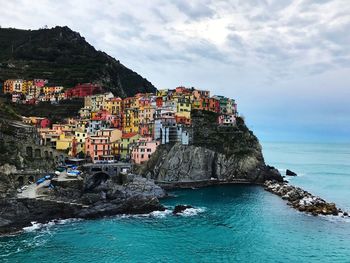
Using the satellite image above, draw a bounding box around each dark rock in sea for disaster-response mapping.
[343,212,348,216]
[286,169,297,176]
[173,205,194,215]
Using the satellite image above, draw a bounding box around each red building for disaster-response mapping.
[209,98,220,113]
[65,83,103,98]
[39,118,51,129]
[175,115,191,126]
[156,97,163,108]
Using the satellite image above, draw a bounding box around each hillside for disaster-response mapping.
[0,26,156,97]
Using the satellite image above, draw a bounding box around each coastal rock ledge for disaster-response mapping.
[0,173,166,235]
[264,180,349,217]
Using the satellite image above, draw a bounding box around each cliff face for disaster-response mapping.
[0,117,61,170]
[0,26,156,97]
[136,111,282,186]
[0,164,17,198]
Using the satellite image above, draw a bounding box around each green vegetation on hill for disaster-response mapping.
[191,110,261,159]
[0,26,156,97]
[0,97,21,121]
[0,93,83,122]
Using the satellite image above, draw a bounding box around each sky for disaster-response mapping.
[0,0,349,142]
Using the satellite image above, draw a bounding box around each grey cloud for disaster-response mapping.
[184,40,230,62]
[171,0,215,20]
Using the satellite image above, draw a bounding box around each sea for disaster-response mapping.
[1,142,350,263]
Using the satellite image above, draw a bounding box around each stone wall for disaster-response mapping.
[0,118,67,170]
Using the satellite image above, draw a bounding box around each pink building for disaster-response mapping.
[36,118,51,129]
[34,79,48,88]
[217,114,236,126]
[131,137,160,164]
[85,135,112,162]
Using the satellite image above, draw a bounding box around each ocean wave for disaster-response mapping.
[22,218,82,233]
[115,207,206,219]
[149,209,172,218]
[177,207,206,217]
[23,222,44,232]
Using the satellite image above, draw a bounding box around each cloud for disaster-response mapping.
[0,0,349,141]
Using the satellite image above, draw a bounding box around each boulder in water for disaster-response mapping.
[173,205,193,215]
[286,169,297,176]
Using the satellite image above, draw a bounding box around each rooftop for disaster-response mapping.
[122,132,138,139]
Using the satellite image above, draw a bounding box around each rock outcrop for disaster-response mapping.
[264,180,349,217]
[0,173,166,235]
[0,164,17,198]
[173,205,194,215]
[286,169,297,176]
[137,144,281,186]
[136,111,282,187]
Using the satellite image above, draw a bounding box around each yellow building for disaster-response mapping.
[156,89,169,97]
[85,92,114,111]
[115,132,141,159]
[96,128,122,143]
[26,81,42,98]
[176,98,192,119]
[42,86,63,94]
[106,97,123,115]
[3,80,14,93]
[56,133,74,151]
[123,108,139,133]
[74,130,88,144]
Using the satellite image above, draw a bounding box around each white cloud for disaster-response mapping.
[0,0,349,140]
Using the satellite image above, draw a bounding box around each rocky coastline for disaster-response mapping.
[0,111,347,236]
[264,180,349,217]
[0,172,166,235]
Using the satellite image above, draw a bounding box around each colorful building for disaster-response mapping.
[122,108,139,133]
[116,132,141,159]
[131,137,160,164]
[85,135,113,162]
[176,98,191,119]
[56,133,74,152]
[217,114,236,126]
[106,97,123,116]
[65,83,103,98]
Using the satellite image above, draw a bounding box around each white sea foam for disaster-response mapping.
[319,214,350,223]
[56,218,82,225]
[150,209,172,218]
[23,222,43,232]
[277,168,287,173]
[115,207,206,219]
[178,207,206,217]
[22,218,82,232]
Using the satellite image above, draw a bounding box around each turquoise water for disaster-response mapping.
[262,142,350,210]
[1,142,350,262]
